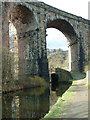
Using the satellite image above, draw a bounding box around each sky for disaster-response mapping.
[46,28,68,50]
[39,0,89,50]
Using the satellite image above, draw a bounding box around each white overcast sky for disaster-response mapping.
[38,0,89,50]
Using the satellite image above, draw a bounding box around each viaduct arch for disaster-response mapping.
[1,2,90,84]
[47,19,78,71]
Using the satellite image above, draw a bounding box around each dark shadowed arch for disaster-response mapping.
[9,4,38,81]
[9,5,37,32]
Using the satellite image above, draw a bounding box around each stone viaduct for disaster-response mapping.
[1,2,90,85]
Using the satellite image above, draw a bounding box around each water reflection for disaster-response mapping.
[2,81,72,119]
[2,87,49,119]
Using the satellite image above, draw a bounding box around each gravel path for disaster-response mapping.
[61,79,88,118]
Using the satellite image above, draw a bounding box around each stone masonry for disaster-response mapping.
[1,2,90,89]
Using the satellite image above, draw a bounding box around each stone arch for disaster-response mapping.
[47,19,77,42]
[9,4,37,32]
[9,4,38,80]
[46,19,79,72]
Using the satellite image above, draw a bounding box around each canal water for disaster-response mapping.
[2,81,72,119]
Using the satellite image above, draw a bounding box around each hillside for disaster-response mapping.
[47,48,69,73]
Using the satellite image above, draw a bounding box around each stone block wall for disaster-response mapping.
[1,2,90,92]
[55,68,73,82]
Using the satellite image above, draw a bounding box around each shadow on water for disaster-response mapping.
[2,87,50,119]
[51,73,72,97]
[2,77,72,119]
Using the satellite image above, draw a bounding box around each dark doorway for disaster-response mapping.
[51,73,58,91]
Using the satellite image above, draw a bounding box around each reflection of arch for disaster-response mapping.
[47,19,79,71]
[9,4,37,80]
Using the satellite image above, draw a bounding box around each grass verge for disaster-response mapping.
[43,80,77,119]
[88,84,90,89]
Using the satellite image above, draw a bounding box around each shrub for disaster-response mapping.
[27,76,47,87]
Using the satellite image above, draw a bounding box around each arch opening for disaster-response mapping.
[46,28,69,74]
[9,21,19,80]
[9,5,37,81]
[46,19,79,72]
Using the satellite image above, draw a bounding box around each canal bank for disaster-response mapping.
[44,75,88,119]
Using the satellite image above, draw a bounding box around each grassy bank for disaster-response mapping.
[43,80,77,118]
[2,76,48,93]
[88,84,90,89]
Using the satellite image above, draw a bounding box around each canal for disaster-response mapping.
[2,81,72,119]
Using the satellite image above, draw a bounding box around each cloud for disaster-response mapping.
[46,28,69,50]
[39,0,88,19]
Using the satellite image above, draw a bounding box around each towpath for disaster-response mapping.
[61,78,88,118]
[44,72,89,119]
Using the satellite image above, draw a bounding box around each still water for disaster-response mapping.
[2,81,72,119]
